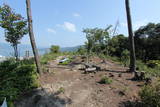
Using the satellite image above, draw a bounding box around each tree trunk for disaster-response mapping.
[125,0,136,73]
[13,45,18,61]
[26,0,42,74]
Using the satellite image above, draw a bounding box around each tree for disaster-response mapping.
[83,27,111,63]
[108,34,129,57]
[77,46,86,55]
[135,23,160,62]
[125,0,136,73]
[26,0,41,74]
[0,4,28,60]
[50,45,60,53]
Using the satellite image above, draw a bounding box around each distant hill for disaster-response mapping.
[60,45,81,52]
[0,43,81,57]
[0,43,34,57]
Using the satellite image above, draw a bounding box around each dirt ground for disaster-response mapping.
[16,56,144,107]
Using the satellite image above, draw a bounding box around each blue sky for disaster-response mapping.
[0,0,160,48]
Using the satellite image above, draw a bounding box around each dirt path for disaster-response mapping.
[16,56,144,107]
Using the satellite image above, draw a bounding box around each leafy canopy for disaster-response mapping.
[0,4,28,47]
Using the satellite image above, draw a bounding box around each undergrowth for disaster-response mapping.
[0,58,39,106]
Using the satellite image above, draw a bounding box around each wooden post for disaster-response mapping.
[26,0,42,74]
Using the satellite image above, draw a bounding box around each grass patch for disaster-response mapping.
[57,87,65,94]
[139,79,160,107]
[40,53,59,64]
[99,76,113,84]
[136,60,160,78]
[40,52,75,65]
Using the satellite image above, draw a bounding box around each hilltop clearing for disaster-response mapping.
[16,56,144,107]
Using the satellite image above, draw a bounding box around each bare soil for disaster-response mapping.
[16,56,144,107]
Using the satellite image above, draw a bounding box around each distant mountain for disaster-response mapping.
[0,43,81,57]
[60,45,81,52]
[0,43,34,57]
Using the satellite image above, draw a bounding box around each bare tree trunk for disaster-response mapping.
[26,0,42,74]
[125,0,136,73]
[13,45,18,61]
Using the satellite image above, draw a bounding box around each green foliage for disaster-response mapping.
[20,58,35,65]
[50,45,60,53]
[108,34,129,57]
[99,76,113,84]
[136,60,160,78]
[0,4,28,60]
[83,27,111,55]
[0,59,38,105]
[139,80,160,107]
[135,23,160,61]
[147,60,160,68]
[40,53,59,64]
[121,49,130,66]
[58,87,65,94]
[76,46,86,55]
[41,51,74,65]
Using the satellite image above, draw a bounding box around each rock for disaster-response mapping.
[81,59,85,62]
[118,73,122,77]
[76,64,85,70]
[109,73,114,77]
[91,75,94,78]
[92,65,101,71]
[135,71,145,80]
[81,56,86,59]
[145,77,157,85]
[33,95,42,104]
[85,67,96,74]
[118,91,125,96]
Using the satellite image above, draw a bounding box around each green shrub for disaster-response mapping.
[50,45,60,53]
[58,87,65,93]
[20,58,35,65]
[121,49,130,67]
[139,80,160,107]
[147,60,160,68]
[40,53,58,64]
[0,59,39,105]
[136,60,160,78]
[99,76,113,84]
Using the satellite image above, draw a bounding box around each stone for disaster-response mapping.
[33,95,42,104]
[135,71,145,80]
[118,73,122,77]
[85,67,96,74]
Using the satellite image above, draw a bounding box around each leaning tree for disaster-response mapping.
[26,0,41,74]
[125,0,136,73]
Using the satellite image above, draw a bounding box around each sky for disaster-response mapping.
[0,0,160,48]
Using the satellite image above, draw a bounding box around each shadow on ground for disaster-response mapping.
[15,88,72,107]
[119,100,143,107]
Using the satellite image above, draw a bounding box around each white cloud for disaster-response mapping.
[121,19,148,30]
[63,22,76,32]
[57,22,76,32]
[73,13,80,17]
[47,28,56,34]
